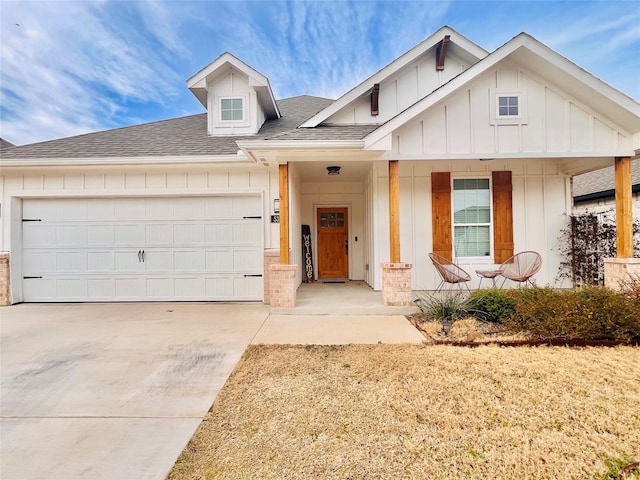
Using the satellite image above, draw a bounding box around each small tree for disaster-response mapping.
[558,210,640,287]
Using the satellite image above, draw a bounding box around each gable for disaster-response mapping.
[391,58,634,158]
[187,53,280,136]
[364,33,640,163]
[300,26,488,128]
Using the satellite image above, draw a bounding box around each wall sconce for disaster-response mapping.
[274,198,280,214]
[327,166,341,176]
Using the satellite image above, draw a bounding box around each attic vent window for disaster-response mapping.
[221,98,244,121]
[498,96,519,117]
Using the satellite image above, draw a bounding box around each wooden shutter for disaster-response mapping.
[492,171,514,263]
[431,172,452,261]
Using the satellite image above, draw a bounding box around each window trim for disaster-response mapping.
[219,96,245,122]
[451,175,494,260]
[489,89,527,125]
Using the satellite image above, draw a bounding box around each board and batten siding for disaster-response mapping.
[327,50,471,125]
[392,62,632,157]
[370,160,571,291]
[0,165,279,302]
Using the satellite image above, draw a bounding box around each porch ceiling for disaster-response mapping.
[294,161,373,183]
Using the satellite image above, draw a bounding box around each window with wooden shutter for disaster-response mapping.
[431,171,514,263]
[431,172,452,261]
[492,171,514,263]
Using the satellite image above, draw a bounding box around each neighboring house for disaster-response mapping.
[573,159,640,213]
[1,26,639,305]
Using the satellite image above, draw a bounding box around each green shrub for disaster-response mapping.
[414,292,477,323]
[502,287,640,341]
[469,288,518,323]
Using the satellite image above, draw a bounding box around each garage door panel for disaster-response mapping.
[24,225,56,248]
[175,278,206,298]
[22,196,263,302]
[173,224,205,244]
[234,250,262,271]
[206,278,233,298]
[174,250,205,271]
[204,197,233,218]
[205,224,233,244]
[233,277,262,299]
[87,278,116,298]
[114,251,145,271]
[146,224,174,244]
[87,225,115,244]
[115,225,146,245]
[88,252,115,272]
[146,277,174,297]
[233,223,261,244]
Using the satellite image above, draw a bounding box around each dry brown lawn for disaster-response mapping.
[169,344,640,480]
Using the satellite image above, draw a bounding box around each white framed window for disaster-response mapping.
[452,178,492,258]
[220,97,244,121]
[490,89,527,125]
[497,95,519,117]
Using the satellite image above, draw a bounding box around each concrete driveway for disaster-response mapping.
[0,302,269,480]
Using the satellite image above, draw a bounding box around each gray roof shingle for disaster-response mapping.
[0,138,15,150]
[573,159,640,198]
[1,95,364,160]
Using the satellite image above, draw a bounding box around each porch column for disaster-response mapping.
[269,163,297,307]
[279,163,290,264]
[389,160,400,262]
[604,156,639,290]
[382,160,412,306]
[615,156,633,258]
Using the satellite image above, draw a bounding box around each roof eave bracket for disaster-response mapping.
[436,35,451,71]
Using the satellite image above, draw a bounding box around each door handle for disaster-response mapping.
[138,250,142,262]
[142,250,145,262]
[345,240,348,254]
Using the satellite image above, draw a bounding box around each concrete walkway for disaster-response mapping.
[0,300,423,480]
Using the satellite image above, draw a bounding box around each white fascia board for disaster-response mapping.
[236,139,364,151]
[299,26,488,128]
[377,151,638,161]
[0,154,251,168]
[364,33,640,149]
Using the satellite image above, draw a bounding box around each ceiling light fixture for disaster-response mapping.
[327,166,341,176]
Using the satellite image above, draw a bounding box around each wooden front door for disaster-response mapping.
[317,207,349,279]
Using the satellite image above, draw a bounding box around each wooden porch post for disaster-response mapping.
[279,163,290,264]
[389,160,400,262]
[615,156,633,258]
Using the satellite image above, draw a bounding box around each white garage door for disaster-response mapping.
[22,197,264,302]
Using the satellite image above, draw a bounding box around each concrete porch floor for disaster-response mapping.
[270,280,420,315]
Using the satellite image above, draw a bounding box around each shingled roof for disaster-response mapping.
[573,159,640,200]
[0,138,15,150]
[0,95,373,160]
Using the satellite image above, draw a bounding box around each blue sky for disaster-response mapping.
[1,0,638,146]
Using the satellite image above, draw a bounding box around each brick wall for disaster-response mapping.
[268,264,298,308]
[382,262,412,306]
[0,253,10,306]
[263,249,280,304]
[604,258,640,291]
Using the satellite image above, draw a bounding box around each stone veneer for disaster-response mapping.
[604,257,640,291]
[268,264,298,308]
[263,249,280,304]
[0,253,10,306]
[382,262,413,306]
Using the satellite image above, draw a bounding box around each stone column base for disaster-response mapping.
[0,253,10,306]
[269,264,298,308]
[263,250,280,304]
[604,258,640,291]
[382,262,413,306]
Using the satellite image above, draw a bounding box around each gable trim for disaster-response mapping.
[364,33,640,150]
[300,26,488,128]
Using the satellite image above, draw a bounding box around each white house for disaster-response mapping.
[1,26,639,306]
